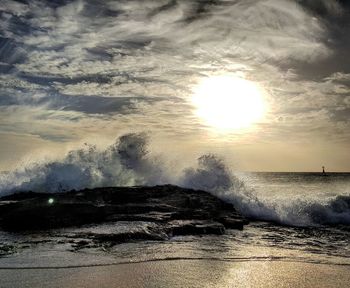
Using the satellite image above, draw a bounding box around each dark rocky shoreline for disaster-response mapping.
[0,185,248,246]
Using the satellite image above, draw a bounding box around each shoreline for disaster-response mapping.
[1,259,349,288]
[1,257,350,270]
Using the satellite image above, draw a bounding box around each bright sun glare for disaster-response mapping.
[192,75,267,131]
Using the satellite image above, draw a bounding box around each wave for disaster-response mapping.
[174,149,350,227]
[2,256,348,270]
[0,133,169,194]
[0,133,349,227]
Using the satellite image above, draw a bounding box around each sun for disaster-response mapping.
[192,75,267,131]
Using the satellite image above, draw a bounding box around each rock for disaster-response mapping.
[0,244,16,256]
[167,220,226,236]
[0,185,248,241]
[72,240,91,250]
[217,216,247,230]
[105,211,174,222]
[92,227,169,243]
[0,200,104,231]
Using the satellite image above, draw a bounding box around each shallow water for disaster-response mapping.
[0,173,349,281]
[0,220,349,269]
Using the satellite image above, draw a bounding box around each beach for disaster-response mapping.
[0,174,349,287]
[1,260,349,288]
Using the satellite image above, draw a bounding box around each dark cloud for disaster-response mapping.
[51,94,154,115]
[0,37,26,69]
[329,107,350,122]
[288,1,350,79]
[19,73,114,85]
[0,86,159,114]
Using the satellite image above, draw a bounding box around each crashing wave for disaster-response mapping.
[0,133,349,227]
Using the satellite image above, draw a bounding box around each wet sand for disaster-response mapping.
[1,260,349,288]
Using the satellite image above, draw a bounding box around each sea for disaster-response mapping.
[0,172,349,273]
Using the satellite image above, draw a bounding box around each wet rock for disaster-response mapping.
[168,220,226,236]
[0,185,248,240]
[71,240,93,250]
[217,216,248,230]
[0,244,16,256]
[105,211,175,222]
[0,200,104,231]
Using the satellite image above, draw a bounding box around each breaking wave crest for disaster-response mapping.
[0,133,168,194]
[0,133,349,227]
[177,151,350,227]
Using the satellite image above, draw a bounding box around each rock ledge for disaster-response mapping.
[0,185,248,242]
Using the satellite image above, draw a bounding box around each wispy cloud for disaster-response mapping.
[0,0,349,171]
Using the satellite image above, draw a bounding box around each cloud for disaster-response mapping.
[3,0,332,80]
[0,0,349,170]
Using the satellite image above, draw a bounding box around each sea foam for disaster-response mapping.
[0,133,349,227]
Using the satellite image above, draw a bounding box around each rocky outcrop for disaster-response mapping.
[0,185,248,243]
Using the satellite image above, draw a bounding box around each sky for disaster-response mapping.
[0,0,350,172]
